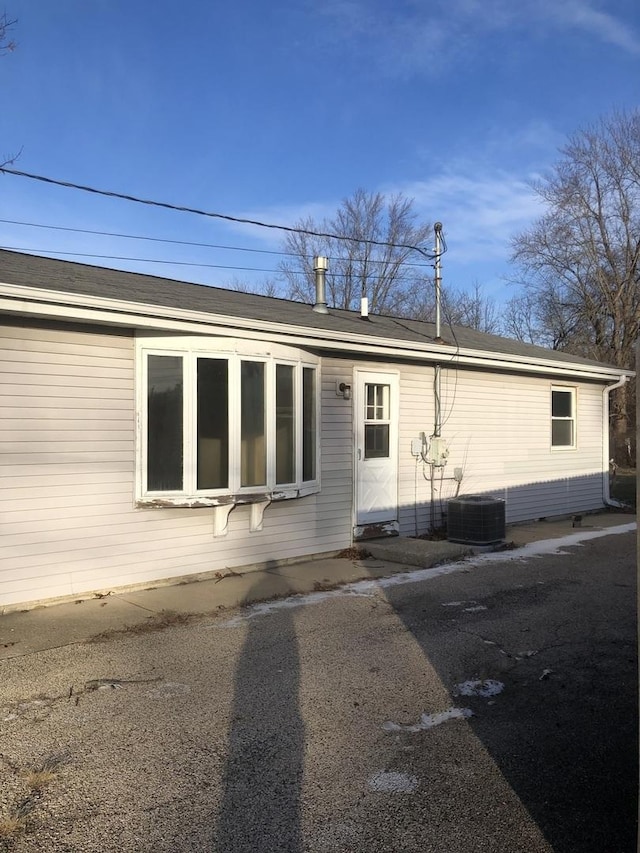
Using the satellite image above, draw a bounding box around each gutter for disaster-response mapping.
[602,374,631,508]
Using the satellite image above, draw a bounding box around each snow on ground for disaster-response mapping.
[383,707,473,733]
[219,522,636,626]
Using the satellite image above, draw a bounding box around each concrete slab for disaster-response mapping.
[0,509,633,661]
[0,556,405,660]
[506,509,634,546]
[365,536,471,568]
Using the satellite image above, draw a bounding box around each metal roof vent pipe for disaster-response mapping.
[312,256,329,314]
[360,289,369,320]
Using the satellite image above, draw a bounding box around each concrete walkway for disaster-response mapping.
[0,511,633,659]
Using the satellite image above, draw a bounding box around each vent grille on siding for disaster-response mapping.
[447,496,506,545]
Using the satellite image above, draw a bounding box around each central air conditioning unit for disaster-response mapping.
[447,495,506,545]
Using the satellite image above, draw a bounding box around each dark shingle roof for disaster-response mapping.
[0,249,621,372]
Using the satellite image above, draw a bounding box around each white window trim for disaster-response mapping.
[135,336,320,507]
[551,385,577,450]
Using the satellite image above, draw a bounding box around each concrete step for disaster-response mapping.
[364,536,471,569]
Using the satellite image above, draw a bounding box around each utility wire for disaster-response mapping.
[0,218,433,269]
[0,167,438,258]
[0,246,283,274]
[0,244,427,284]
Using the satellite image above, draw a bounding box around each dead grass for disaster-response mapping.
[89,609,195,642]
[0,815,26,841]
[313,579,337,592]
[337,546,371,560]
[0,755,66,850]
[24,769,56,791]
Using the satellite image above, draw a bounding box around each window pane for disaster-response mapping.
[366,384,390,421]
[302,367,316,482]
[197,359,228,489]
[552,420,573,447]
[147,355,183,491]
[365,424,389,458]
[552,390,572,418]
[241,361,266,487]
[276,364,295,484]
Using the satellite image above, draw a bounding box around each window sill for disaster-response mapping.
[136,482,320,509]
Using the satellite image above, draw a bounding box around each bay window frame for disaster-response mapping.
[136,337,320,506]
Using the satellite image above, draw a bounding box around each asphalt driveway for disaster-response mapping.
[0,526,636,852]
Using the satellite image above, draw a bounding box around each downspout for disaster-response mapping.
[602,374,630,508]
[433,222,443,438]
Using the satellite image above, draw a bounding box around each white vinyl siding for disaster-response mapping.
[0,324,348,609]
[425,369,603,526]
[0,321,609,610]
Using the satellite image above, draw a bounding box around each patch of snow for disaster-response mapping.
[454,679,504,698]
[217,522,636,625]
[514,649,540,660]
[367,770,418,793]
[383,706,473,733]
[222,585,376,626]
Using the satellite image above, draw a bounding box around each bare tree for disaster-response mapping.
[229,276,282,298]
[511,109,640,461]
[409,280,502,334]
[1,11,19,170]
[279,189,432,314]
[443,281,502,334]
[0,11,16,54]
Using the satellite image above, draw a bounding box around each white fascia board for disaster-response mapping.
[0,283,632,383]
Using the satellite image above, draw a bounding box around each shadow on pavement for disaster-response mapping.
[379,534,638,853]
[214,570,305,853]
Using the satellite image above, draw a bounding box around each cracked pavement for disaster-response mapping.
[0,528,636,852]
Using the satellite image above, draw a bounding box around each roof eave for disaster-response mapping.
[0,283,633,383]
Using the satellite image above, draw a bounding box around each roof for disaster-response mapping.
[0,249,630,380]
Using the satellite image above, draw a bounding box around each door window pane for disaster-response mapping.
[302,367,316,482]
[147,355,183,491]
[241,361,266,487]
[276,364,295,484]
[365,424,390,458]
[366,384,389,421]
[197,358,228,489]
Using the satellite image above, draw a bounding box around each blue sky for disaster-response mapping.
[0,0,638,305]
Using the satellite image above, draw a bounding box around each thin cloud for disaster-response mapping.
[548,0,640,54]
[314,0,640,76]
[393,171,545,263]
[228,167,545,276]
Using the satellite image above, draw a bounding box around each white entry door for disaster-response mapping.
[355,371,399,532]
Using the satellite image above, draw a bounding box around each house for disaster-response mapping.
[0,248,632,610]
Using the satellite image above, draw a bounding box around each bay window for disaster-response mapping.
[138,339,319,504]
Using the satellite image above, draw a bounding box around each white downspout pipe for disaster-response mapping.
[602,374,630,507]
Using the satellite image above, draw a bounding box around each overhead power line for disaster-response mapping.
[0,167,438,259]
[0,245,424,285]
[0,217,432,269]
